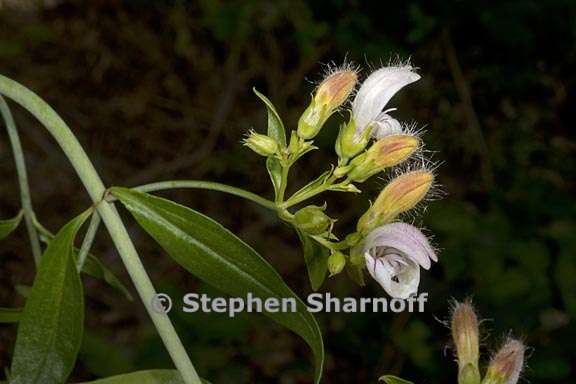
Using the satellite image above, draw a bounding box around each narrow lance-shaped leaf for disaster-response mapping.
[253,87,286,200]
[82,253,133,301]
[0,210,23,241]
[111,188,324,384]
[289,170,332,204]
[295,228,329,291]
[266,156,283,198]
[10,210,91,384]
[78,369,212,384]
[36,223,132,300]
[252,87,286,145]
[0,307,21,323]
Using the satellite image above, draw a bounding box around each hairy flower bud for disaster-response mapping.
[347,135,419,182]
[294,205,332,235]
[297,68,357,140]
[316,69,357,108]
[357,170,434,233]
[451,300,481,384]
[327,251,346,275]
[243,131,279,157]
[482,339,525,384]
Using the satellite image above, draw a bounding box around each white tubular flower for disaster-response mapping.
[362,222,437,298]
[352,65,420,139]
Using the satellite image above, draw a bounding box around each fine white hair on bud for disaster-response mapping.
[484,338,526,384]
[374,119,426,140]
[450,299,482,384]
[383,151,444,205]
[297,61,358,140]
[352,64,420,140]
[362,222,437,298]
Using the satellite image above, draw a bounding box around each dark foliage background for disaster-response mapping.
[0,0,575,383]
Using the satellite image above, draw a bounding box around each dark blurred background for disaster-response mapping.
[0,0,575,383]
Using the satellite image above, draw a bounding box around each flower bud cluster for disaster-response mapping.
[246,60,440,297]
[244,61,529,384]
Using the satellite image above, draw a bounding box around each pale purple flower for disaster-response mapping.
[352,65,420,140]
[362,222,437,298]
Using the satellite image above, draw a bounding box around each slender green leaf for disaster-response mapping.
[0,210,22,241]
[111,187,324,384]
[0,307,21,323]
[252,87,286,145]
[10,210,90,384]
[253,87,286,200]
[266,156,283,199]
[295,228,329,291]
[288,170,332,206]
[379,375,415,384]
[82,253,133,301]
[78,369,211,384]
[35,224,132,300]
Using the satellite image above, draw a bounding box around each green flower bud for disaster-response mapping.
[294,205,332,235]
[297,68,357,140]
[297,99,327,140]
[335,118,372,160]
[327,251,346,275]
[243,131,279,157]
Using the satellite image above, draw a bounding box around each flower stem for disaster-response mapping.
[277,163,291,203]
[76,211,101,271]
[0,75,201,384]
[133,180,275,210]
[0,95,43,265]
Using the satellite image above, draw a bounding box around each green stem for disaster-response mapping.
[282,174,338,208]
[76,211,101,271]
[32,217,54,239]
[277,164,291,203]
[0,75,201,384]
[133,180,275,210]
[0,95,43,265]
[282,175,355,209]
